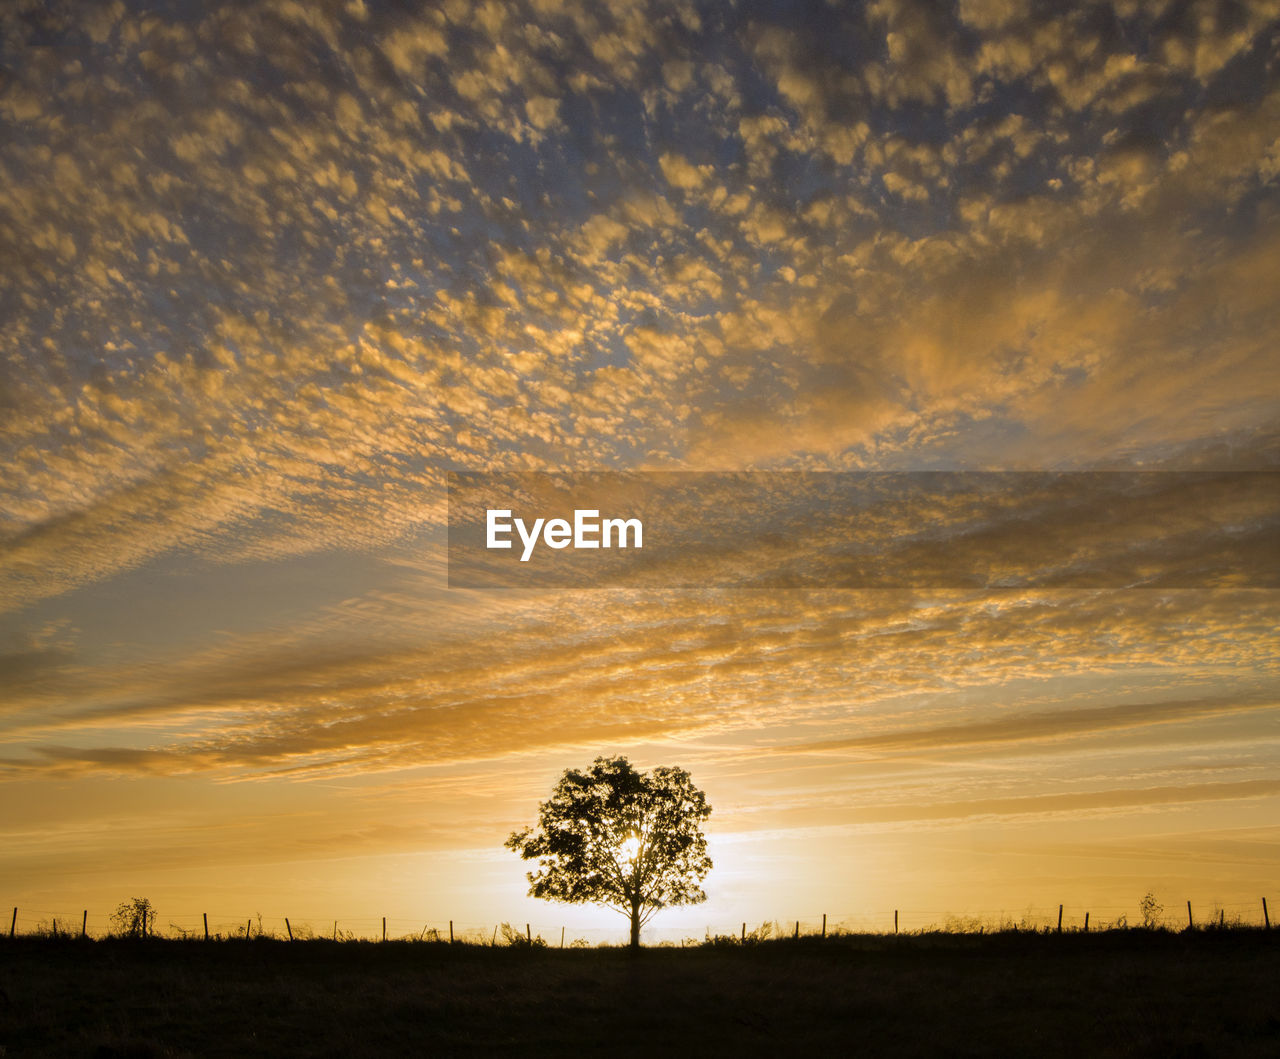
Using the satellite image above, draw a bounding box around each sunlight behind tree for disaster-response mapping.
[506,756,712,950]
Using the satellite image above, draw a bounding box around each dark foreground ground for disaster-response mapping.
[2,929,1278,1057]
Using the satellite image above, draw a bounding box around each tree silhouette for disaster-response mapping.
[506,756,712,950]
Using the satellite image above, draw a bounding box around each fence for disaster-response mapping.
[4,896,1274,944]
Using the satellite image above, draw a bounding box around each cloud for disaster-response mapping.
[658,152,711,190]
[787,692,1278,756]
[3,578,1276,783]
[733,778,1280,832]
[868,0,974,108]
[0,0,1277,847]
[4,1,1276,578]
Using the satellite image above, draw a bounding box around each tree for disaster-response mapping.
[506,756,712,950]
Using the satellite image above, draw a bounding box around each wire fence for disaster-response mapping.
[4,896,1273,944]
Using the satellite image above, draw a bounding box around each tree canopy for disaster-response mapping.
[505,756,712,949]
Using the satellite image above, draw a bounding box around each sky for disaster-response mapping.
[2,0,1278,942]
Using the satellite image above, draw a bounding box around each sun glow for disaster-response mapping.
[619,836,640,864]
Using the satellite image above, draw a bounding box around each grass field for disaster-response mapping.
[2,929,1277,1056]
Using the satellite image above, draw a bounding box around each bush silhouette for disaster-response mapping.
[498,922,546,948]
[110,898,154,938]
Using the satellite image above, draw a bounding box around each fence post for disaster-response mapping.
[1187,901,1193,929]
[203,913,209,941]
[794,920,799,939]
[285,918,293,941]
[1264,898,1270,929]
[450,920,454,944]
[561,926,565,949]
[821,913,826,939]
[491,925,497,946]
[1084,912,1089,932]
[1220,909,1225,929]
[82,910,88,939]
[1057,905,1063,933]
[894,909,898,934]
[741,922,746,943]
[246,918,252,939]
[10,907,15,938]
[382,917,387,942]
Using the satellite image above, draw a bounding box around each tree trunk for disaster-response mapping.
[629,902,641,951]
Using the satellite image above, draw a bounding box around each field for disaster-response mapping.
[2,929,1278,1056]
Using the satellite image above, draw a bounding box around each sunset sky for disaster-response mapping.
[2,0,1279,942]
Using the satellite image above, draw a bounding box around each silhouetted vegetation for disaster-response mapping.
[497,922,546,948]
[2,928,1278,1056]
[1139,890,1164,929]
[506,756,712,950]
[109,897,155,939]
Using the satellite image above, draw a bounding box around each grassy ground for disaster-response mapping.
[1,929,1277,1056]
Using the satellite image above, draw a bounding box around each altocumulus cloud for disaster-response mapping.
[0,1,1277,839]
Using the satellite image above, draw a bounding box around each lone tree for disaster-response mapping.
[506,756,712,950]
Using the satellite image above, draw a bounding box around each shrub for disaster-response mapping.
[704,923,774,946]
[498,922,546,948]
[110,898,154,938]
